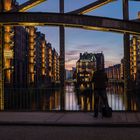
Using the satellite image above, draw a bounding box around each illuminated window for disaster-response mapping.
[31,74,34,82]
[30,58,34,63]
[4,0,12,11]
[30,66,34,73]
[85,78,89,82]
[29,38,34,42]
[30,51,34,56]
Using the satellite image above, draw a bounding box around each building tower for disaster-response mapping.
[130,36,140,87]
[46,43,53,83]
[26,27,36,86]
[0,0,16,110]
[76,52,96,90]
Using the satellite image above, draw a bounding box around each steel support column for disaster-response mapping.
[0,0,4,110]
[60,0,65,110]
[0,26,4,111]
[59,0,65,87]
[123,0,131,110]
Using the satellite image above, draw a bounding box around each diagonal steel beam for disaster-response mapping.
[68,0,116,14]
[132,19,140,22]
[129,0,140,1]
[10,0,46,12]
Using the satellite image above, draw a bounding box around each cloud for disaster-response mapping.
[65,50,80,64]
[76,40,118,51]
[65,41,123,69]
[96,47,111,52]
[77,44,101,50]
[65,50,79,56]
[119,52,123,57]
[65,56,79,63]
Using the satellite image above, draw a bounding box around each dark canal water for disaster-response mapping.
[4,83,140,111]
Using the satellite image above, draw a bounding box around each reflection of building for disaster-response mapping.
[76,52,96,89]
[130,36,140,85]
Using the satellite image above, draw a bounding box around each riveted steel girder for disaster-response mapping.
[0,12,140,35]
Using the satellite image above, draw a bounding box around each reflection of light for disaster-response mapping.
[65,85,79,110]
[31,74,34,82]
[80,84,84,91]
[83,26,109,32]
[20,23,42,26]
[107,86,126,110]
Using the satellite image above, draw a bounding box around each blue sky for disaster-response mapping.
[17,0,140,69]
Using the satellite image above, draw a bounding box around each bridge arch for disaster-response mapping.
[0,12,140,35]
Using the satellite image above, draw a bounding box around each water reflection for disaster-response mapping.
[74,86,93,111]
[4,83,139,111]
[107,84,125,110]
[4,88,61,111]
[65,85,79,110]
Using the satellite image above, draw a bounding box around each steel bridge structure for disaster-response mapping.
[0,0,140,110]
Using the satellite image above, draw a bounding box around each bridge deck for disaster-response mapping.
[0,112,140,140]
[0,112,140,126]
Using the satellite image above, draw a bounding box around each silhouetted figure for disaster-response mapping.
[92,65,108,117]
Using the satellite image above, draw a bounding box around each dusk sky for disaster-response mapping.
[17,0,140,70]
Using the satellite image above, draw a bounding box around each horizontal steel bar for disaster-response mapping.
[0,12,140,35]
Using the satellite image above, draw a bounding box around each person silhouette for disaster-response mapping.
[92,65,108,117]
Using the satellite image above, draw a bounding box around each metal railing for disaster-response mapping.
[2,83,140,112]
